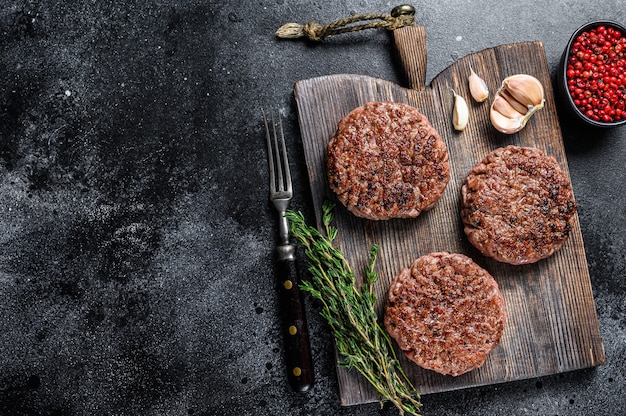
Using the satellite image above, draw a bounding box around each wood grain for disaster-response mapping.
[294,26,605,406]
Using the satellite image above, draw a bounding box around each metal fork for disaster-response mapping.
[263,110,314,393]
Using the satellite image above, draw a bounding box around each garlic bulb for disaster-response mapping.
[489,74,545,134]
[452,89,469,131]
[468,65,489,102]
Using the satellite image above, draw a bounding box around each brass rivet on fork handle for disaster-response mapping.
[263,109,314,393]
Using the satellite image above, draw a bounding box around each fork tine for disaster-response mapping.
[277,112,292,194]
[263,109,276,194]
[271,112,285,193]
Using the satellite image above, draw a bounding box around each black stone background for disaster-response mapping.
[0,1,624,415]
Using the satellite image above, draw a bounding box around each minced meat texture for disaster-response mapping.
[384,252,507,376]
[327,101,450,220]
[461,146,577,265]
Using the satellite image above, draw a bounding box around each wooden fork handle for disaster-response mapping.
[277,256,314,392]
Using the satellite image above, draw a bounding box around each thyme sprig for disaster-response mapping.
[286,201,421,416]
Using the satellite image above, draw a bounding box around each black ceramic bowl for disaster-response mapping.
[558,20,626,128]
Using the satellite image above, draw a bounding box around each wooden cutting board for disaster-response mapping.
[293,26,605,406]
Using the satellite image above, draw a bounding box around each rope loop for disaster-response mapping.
[276,5,416,41]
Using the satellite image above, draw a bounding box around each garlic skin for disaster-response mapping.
[452,89,469,131]
[489,74,545,134]
[468,66,489,102]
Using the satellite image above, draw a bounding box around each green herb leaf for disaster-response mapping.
[286,202,422,416]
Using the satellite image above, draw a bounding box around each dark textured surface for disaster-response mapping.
[0,1,624,415]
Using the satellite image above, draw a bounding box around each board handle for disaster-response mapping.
[392,25,427,91]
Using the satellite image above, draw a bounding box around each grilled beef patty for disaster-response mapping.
[461,146,577,265]
[327,101,450,220]
[384,252,506,376]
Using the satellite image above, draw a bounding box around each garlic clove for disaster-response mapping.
[489,74,545,134]
[468,65,489,102]
[452,89,469,131]
[502,74,545,110]
[490,108,523,134]
[492,95,525,119]
[499,89,529,115]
